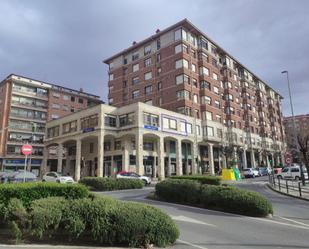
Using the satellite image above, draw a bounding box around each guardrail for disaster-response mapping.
[268,174,309,199]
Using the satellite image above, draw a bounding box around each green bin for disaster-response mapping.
[233,167,241,181]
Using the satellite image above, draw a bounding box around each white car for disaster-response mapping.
[276,166,308,180]
[42,172,75,184]
[243,168,260,178]
[116,171,151,185]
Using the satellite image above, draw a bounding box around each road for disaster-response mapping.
[101,177,309,249]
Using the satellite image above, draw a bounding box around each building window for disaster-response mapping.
[63,95,69,100]
[144,58,152,67]
[132,52,139,61]
[191,64,196,72]
[213,86,219,94]
[203,111,213,121]
[144,45,151,55]
[214,100,220,109]
[143,142,154,151]
[108,98,113,104]
[193,94,198,103]
[114,140,122,150]
[105,115,116,127]
[157,39,161,50]
[47,126,60,138]
[104,141,111,151]
[52,92,60,98]
[145,85,153,95]
[162,117,177,130]
[213,73,218,80]
[52,103,60,109]
[132,90,140,99]
[176,74,189,85]
[132,76,139,85]
[143,113,159,127]
[71,96,75,102]
[51,114,60,120]
[145,99,153,105]
[89,143,94,153]
[206,126,214,136]
[175,59,189,69]
[175,43,188,54]
[81,114,98,130]
[62,120,77,134]
[201,96,211,105]
[144,71,152,80]
[157,82,162,90]
[174,29,182,40]
[119,113,135,127]
[78,98,84,104]
[216,114,222,123]
[109,74,114,81]
[200,81,210,90]
[217,128,222,138]
[156,53,161,62]
[199,67,209,76]
[133,63,139,72]
[176,90,190,100]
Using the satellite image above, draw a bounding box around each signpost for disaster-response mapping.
[22,144,33,183]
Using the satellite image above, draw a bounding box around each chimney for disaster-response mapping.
[132,41,137,45]
[80,88,84,92]
[156,29,160,33]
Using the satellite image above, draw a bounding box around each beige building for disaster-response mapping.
[44,102,285,180]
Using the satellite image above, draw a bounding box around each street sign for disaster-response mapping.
[284,152,292,165]
[22,144,33,156]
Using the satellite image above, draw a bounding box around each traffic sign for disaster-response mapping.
[22,144,33,156]
[285,157,292,164]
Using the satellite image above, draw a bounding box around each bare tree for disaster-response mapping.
[297,132,309,175]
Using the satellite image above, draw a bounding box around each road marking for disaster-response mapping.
[248,217,309,230]
[177,239,208,249]
[171,215,217,227]
[276,216,309,228]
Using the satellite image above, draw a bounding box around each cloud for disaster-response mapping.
[0,0,308,115]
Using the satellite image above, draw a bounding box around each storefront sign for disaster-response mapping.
[144,125,159,131]
[82,127,95,133]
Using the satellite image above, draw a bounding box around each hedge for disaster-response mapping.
[1,196,179,247]
[79,177,144,191]
[170,175,221,185]
[155,179,273,217]
[0,182,89,207]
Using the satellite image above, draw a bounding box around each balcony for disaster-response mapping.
[12,87,48,100]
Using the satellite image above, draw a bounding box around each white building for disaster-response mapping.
[44,102,285,180]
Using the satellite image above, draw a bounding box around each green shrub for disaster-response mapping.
[170,175,221,185]
[155,179,200,204]
[155,179,273,217]
[0,182,89,207]
[199,185,273,217]
[79,177,144,191]
[29,196,178,247]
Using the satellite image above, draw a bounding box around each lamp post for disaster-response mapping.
[281,70,305,185]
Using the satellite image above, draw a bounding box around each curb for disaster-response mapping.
[266,183,309,202]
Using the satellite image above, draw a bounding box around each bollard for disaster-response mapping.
[278,178,281,191]
[286,180,289,194]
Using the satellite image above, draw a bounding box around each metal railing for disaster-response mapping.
[269,174,309,198]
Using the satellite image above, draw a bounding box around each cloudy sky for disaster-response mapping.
[1,0,308,116]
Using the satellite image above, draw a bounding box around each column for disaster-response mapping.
[266,153,270,167]
[259,152,263,166]
[75,139,81,181]
[176,139,183,176]
[208,143,215,175]
[97,132,104,177]
[191,143,198,175]
[57,143,63,173]
[250,150,256,168]
[136,132,144,175]
[242,149,248,169]
[157,136,165,180]
[122,138,130,172]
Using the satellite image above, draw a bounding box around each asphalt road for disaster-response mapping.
[101,177,309,249]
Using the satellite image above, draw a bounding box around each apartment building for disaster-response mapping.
[0,74,102,175]
[283,114,309,159]
[104,19,285,167]
[44,102,285,181]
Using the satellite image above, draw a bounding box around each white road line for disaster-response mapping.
[276,216,309,228]
[177,239,208,249]
[171,215,217,227]
[248,217,309,230]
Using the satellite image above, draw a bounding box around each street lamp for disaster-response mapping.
[281,70,305,185]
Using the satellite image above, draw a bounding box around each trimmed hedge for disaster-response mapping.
[3,196,179,247]
[155,179,273,217]
[170,175,221,185]
[0,182,89,207]
[79,177,144,191]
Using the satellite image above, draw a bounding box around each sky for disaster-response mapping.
[0,0,308,116]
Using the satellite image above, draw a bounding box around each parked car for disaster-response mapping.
[243,168,260,178]
[116,171,151,185]
[0,170,37,183]
[276,166,308,180]
[42,172,75,184]
[257,167,270,176]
